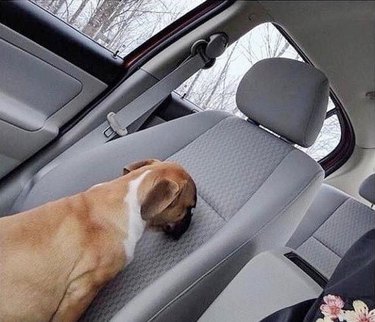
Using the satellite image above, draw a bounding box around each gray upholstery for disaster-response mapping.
[11,111,324,322]
[10,58,329,321]
[197,185,375,322]
[168,117,293,219]
[13,111,228,212]
[359,174,375,205]
[0,38,82,131]
[237,58,329,147]
[288,184,375,277]
[199,249,322,322]
[113,148,322,322]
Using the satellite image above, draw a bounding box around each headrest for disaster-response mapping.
[236,58,329,147]
[359,174,375,205]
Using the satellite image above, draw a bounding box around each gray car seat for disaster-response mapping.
[288,182,375,277]
[199,180,375,322]
[11,58,328,321]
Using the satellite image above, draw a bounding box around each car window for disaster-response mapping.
[30,0,205,58]
[176,23,341,161]
[301,114,341,160]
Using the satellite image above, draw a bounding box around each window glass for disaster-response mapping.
[30,0,205,58]
[302,114,341,161]
[176,23,341,161]
[327,97,336,111]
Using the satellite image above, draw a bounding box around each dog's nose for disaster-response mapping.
[164,223,176,233]
[163,208,193,240]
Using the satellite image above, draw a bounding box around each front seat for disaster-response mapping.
[11,58,329,321]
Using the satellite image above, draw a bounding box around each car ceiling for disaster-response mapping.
[259,1,375,149]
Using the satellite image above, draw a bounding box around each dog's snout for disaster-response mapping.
[164,223,176,233]
[163,208,193,240]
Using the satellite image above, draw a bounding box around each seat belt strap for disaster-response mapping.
[103,33,228,140]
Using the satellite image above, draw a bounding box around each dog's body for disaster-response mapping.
[0,160,196,322]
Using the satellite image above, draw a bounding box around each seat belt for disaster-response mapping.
[103,33,228,141]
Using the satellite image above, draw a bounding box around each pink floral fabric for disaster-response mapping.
[316,295,375,322]
[320,295,345,319]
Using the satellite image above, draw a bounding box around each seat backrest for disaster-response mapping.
[288,184,375,277]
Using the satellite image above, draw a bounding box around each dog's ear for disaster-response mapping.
[140,178,180,220]
[123,159,160,175]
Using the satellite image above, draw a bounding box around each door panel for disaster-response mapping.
[0,23,107,178]
[0,38,82,131]
[0,1,123,84]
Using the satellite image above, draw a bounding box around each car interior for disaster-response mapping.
[0,1,374,321]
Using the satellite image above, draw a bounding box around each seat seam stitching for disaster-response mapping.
[198,194,227,222]
[311,236,342,258]
[167,115,231,160]
[232,148,297,215]
[247,169,323,242]
[295,196,350,248]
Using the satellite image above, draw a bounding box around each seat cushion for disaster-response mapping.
[198,249,322,322]
[288,184,375,277]
[12,111,323,322]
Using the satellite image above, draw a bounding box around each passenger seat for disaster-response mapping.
[10,58,329,321]
[199,178,375,322]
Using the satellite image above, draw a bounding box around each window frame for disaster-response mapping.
[274,24,354,176]
[121,0,235,74]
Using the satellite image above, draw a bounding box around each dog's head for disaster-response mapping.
[123,159,197,239]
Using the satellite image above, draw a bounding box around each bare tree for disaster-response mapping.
[82,0,122,39]
[241,25,290,64]
[105,0,146,51]
[69,0,90,25]
[183,70,203,98]
[32,0,199,56]
[276,40,289,57]
[203,41,239,107]
[51,0,65,14]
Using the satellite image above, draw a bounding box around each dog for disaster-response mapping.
[0,159,197,322]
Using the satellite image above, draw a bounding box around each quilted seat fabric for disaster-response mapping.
[288,184,375,277]
[82,116,293,321]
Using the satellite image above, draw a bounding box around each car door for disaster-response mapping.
[0,1,124,179]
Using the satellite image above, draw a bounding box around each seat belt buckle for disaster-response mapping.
[104,112,128,138]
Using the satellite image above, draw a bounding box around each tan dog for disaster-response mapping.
[0,159,196,322]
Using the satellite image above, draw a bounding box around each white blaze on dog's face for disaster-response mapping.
[123,159,197,239]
